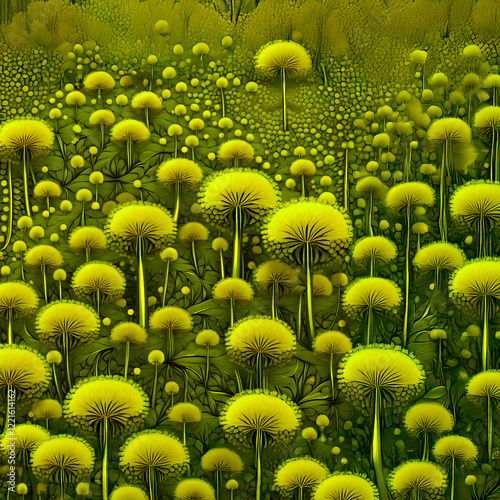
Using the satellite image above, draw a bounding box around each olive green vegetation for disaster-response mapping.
[0,0,499,499]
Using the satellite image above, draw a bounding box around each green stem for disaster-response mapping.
[422,431,429,461]
[297,292,303,342]
[127,140,132,171]
[281,67,287,131]
[450,456,455,500]
[80,201,86,226]
[305,243,315,341]
[301,174,306,198]
[343,148,349,211]
[174,135,178,158]
[63,331,72,390]
[205,346,210,384]
[232,207,242,278]
[102,419,109,500]
[219,249,225,279]
[271,282,277,319]
[221,87,225,117]
[173,182,181,222]
[330,353,335,402]
[124,341,130,379]
[368,190,374,237]
[137,238,147,329]
[255,431,263,500]
[366,307,374,345]
[230,298,235,327]
[152,363,158,408]
[183,422,186,446]
[439,140,448,242]
[22,147,31,217]
[373,388,389,500]
[487,395,493,462]
[483,297,490,371]
[42,265,49,303]
[7,309,13,344]
[403,205,411,346]
[145,108,150,129]
[191,241,200,276]
[52,364,63,403]
[162,260,170,307]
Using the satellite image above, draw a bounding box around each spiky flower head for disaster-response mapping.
[83,71,116,92]
[157,158,204,192]
[386,182,435,212]
[64,376,149,435]
[174,479,215,500]
[313,473,379,500]
[200,448,244,475]
[110,485,149,500]
[89,109,116,128]
[290,159,316,177]
[356,176,388,198]
[149,306,193,335]
[352,237,397,267]
[262,199,352,265]
[388,461,447,500]
[427,118,472,152]
[474,106,500,135]
[199,169,280,229]
[313,331,352,359]
[467,370,500,403]
[0,119,54,162]
[131,92,163,113]
[213,278,254,304]
[110,119,151,145]
[226,316,296,370]
[413,242,465,273]
[433,435,478,469]
[36,300,100,346]
[71,261,126,304]
[313,275,333,296]
[218,140,255,165]
[450,181,500,228]
[273,457,328,496]
[120,430,189,483]
[338,344,425,412]
[33,181,62,200]
[31,435,94,483]
[110,322,148,345]
[0,424,50,463]
[343,277,402,317]
[253,260,299,295]
[404,403,454,437]
[31,399,63,421]
[168,403,202,424]
[256,41,312,78]
[450,258,500,315]
[220,390,301,450]
[0,344,50,400]
[196,330,220,347]
[0,281,38,320]
[177,222,209,245]
[68,226,108,255]
[105,201,177,255]
[24,245,63,270]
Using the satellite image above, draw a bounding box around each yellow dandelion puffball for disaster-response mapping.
[313,473,378,500]
[196,329,220,347]
[274,457,328,496]
[0,423,49,457]
[65,91,87,107]
[168,402,202,424]
[201,448,244,474]
[111,120,151,145]
[155,20,170,34]
[218,140,255,164]
[111,322,148,345]
[404,402,454,437]
[89,109,116,128]
[72,262,126,303]
[386,182,435,211]
[389,461,447,498]
[46,350,62,364]
[31,399,63,421]
[302,427,318,442]
[161,247,179,261]
[212,237,229,252]
[157,158,204,192]
[150,306,193,334]
[313,331,352,359]
[174,479,215,500]
[263,200,352,264]
[24,245,63,270]
[0,281,38,319]
[313,274,333,297]
[433,435,478,466]
[226,316,296,369]
[110,485,149,500]
[36,301,100,345]
[352,236,397,267]
[33,181,62,200]
[450,181,500,226]
[84,71,116,93]
[213,278,254,304]
[256,41,312,78]
[165,381,180,395]
[427,117,472,152]
[177,222,209,245]
[467,370,500,399]
[0,119,54,162]
[290,159,316,177]
[131,92,163,113]
[69,226,108,256]
[75,483,90,496]
[253,260,299,295]
[413,242,465,272]
[220,391,301,450]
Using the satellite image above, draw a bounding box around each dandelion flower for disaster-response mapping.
[273,457,328,497]
[313,473,379,500]
[388,461,447,499]
[213,278,253,325]
[110,485,149,500]
[174,479,215,500]
[31,399,63,428]
[84,71,116,97]
[386,182,435,212]
[0,281,38,344]
[313,274,333,296]
[33,181,62,210]
[31,435,94,499]
[218,140,254,167]
[0,424,49,467]
[168,403,202,445]
[111,119,151,169]
[352,237,397,276]
[254,260,299,296]
[120,430,189,498]
[313,331,352,359]
[201,448,244,476]
[68,226,108,261]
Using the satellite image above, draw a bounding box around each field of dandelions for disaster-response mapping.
[1,0,500,499]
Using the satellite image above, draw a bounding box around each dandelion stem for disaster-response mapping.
[483,297,490,371]
[450,456,456,500]
[191,241,200,276]
[368,190,374,237]
[255,430,263,500]
[102,419,109,500]
[219,249,225,279]
[297,290,303,342]
[152,363,158,408]
[63,331,72,390]
[366,306,374,345]
[205,345,210,384]
[221,87,226,117]
[230,298,235,327]
[439,140,449,242]
[52,364,63,403]
[373,388,390,500]
[422,431,429,461]
[232,207,243,278]
[403,205,412,346]
[281,67,287,131]
[124,341,130,378]
[329,353,335,402]
[162,260,170,307]
[137,237,148,329]
[304,243,315,342]
[173,182,181,223]
[7,309,13,345]
[22,148,31,217]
